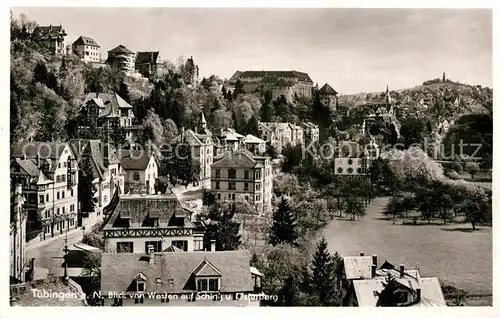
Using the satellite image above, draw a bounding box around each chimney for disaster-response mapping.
[416,288,421,302]
[360,252,364,256]
[210,239,216,252]
[371,264,377,278]
[399,264,405,278]
[148,245,154,264]
[372,255,377,267]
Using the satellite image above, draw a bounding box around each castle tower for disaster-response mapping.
[442,72,446,82]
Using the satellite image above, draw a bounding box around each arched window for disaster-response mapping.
[337,167,343,174]
[347,168,353,174]
[348,159,353,165]
[357,168,362,174]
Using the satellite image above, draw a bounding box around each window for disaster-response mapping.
[56,176,61,183]
[228,182,236,190]
[215,181,220,189]
[62,207,65,214]
[63,162,67,168]
[137,282,145,292]
[217,193,221,199]
[172,240,188,251]
[57,208,60,215]
[244,182,250,191]
[70,204,74,212]
[255,183,261,191]
[337,167,343,174]
[46,194,49,202]
[62,191,65,199]
[232,193,235,200]
[228,169,236,179]
[256,194,261,201]
[244,170,249,179]
[255,171,261,179]
[57,192,60,200]
[145,241,162,253]
[71,189,74,196]
[133,172,141,181]
[111,168,117,176]
[347,168,353,174]
[117,242,134,253]
[62,175,66,182]
[197,278,220,292]
[134,297,144,304]
[39,195,44,204]
[357,168,362,174]
[194,239,204,251]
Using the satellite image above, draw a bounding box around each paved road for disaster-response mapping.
[27,229,84,275]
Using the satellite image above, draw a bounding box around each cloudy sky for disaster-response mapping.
[12,7,492,94]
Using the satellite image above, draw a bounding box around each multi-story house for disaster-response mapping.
[106,44,136,74]
[243,134,267,155]
[170,114,214,186]
[77,92,139,142]
[70,140,125,228]
[10,184,27,283]
[334,141,368,181]
[135,51,160,78]
[102,189,206,253]
[211,150,273,214]
[258,122,303,153]
[301,122,320,145]
[118,150,158,195]
[317,83,338,111]
[100,250,263,306]
[212,128,245,156]
[71,36,101,63]
[11,142,79,242]
[229,70,314,103]
[32,25,67,55]
[340,253,446,307]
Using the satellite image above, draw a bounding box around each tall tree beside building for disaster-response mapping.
[269,197,298,247]
[204,202,241,251]
[310,237,340,306]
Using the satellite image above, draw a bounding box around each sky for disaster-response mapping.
[11,7,492,94]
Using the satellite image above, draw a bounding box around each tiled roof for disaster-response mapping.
[72,36,100,47]
[108,44,134,54]
[104,195,193,229]
[244,134,266,144]
[211,150,257,168]
[101,250,254,294]
[118,150,154,170]
[14,158,40,177]
[233,70,313,83]
[83,92,133,119]
[12,141,70,160]
[135,51,159,64]
[318,83,338,95]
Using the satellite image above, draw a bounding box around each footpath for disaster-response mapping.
[26,227,84,251]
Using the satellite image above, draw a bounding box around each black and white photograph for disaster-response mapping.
[6,2,494,311]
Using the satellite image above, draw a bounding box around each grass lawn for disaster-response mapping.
[323,197,492,295]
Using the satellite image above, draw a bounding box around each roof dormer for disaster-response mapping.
[130,272,147,292]
[192,259,222,293]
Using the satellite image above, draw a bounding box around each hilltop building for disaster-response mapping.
[229,70,314,103]
[71,36,101,63]
[106,45,136,74]
[258,122,304,153]
[32,25,67,55]
[317,83,339,110]
[135,51,160,78]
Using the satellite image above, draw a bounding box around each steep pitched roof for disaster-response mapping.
[103,195,193,229]
[108,44,134,54]
[72,36,100,47]
[117,150,155,171]
[244,134,266,144]
[101,250,254,294]
[135,51,159,64]
[318,83,338,95]
[211,151,257,168]
[83,92,134,119]
[12,142,71,161]
[14,158,40,177]
[33,25,66,39]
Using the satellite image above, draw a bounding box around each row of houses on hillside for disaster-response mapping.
[258,121,319,152]
[31,24,165,78]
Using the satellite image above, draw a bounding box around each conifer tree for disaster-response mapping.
[310,237,340,306]
[375,274,400,307]
[269,197,298,246]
